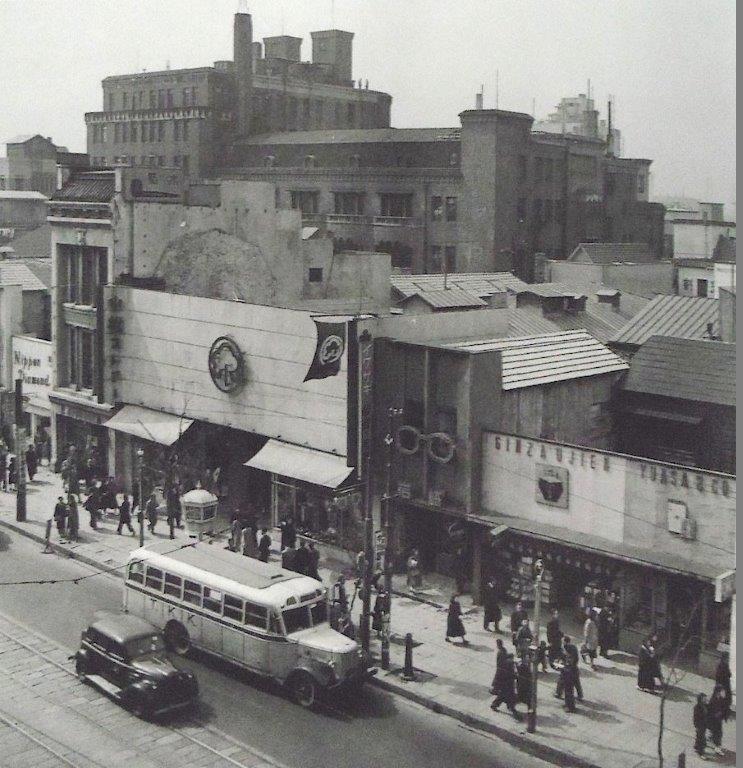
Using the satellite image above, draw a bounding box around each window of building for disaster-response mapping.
[182,87,190,107]
[308,267,323,283]
[289,190,319,215]
[431,196,443,221]
[380,193,414,218]
[67,326,96,392]
[114,123,121,143]
[333,192,364,215]
[157,89,165,108]
[445,196,457,222]
[166,89,174,108]
[140,122,148,143]
[518,154,527,181]
[173,121,181,141]
[149,123,156,142]
[376,241,413,270]
[182,120,189,140]
[122,123,129,142]
[122,92,128,110]
[303,155,315,169]
[429,245,442,272]
[101,125,108,143]
[130,122,138,142]
[157,122,164,141]
[149,90,156,108]
[638,174,645,194]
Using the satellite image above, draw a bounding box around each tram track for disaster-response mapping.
[0,612,291,768]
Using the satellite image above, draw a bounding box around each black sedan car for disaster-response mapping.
[73,611,198,718]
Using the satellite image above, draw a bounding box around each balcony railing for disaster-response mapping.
[299,213,422,228]
[373,215,420,227]
[326,213,366,225]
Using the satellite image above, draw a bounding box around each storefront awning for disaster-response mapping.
[245,440,354,489]
[104,405,193,446]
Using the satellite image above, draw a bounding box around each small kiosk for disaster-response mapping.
[181,488,218,540]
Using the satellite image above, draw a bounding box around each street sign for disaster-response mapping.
[714,569,736,603]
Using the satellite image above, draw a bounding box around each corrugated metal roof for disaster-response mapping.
[568,242,657,264]
[0,262,48,291]
[401,288,487,309]
[391,272,528,299]
[51,171,115,203]
[611,295,720,347]
[546,309,627,343]
[246,127,462,146]
[507,308,560,337]
[515,282,587,298]
[443,330,629,389]
[623,336,735,406]
[0,190,48,200]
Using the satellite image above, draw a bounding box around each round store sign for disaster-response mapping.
[208,336,245,393]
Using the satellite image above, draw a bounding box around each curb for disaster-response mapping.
[370,675,602,768]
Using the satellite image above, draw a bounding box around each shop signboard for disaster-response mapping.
[12,335,52,412]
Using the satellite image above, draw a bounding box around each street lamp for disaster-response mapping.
[381,406,403,671]
[137,448,145,547]
[527,558,544,734]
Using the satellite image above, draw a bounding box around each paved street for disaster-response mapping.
[0,526,553,768]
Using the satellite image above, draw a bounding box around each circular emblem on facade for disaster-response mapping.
[208,336,245,393]
[318,334,344,366]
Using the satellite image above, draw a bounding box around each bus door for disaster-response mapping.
[268,610,298,680]
[200,586,224,654]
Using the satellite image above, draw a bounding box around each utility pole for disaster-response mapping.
[137,448,145,547]
[360,475,374,653]
[381,406,403,670]
[14,378,26,522]
[527,559,544,733]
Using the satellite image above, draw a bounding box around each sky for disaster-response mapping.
[0,0,736,213]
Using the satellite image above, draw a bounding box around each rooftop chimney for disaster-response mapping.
[233,12,254,136]
[475,85,484,110]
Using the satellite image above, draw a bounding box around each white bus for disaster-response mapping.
[123,539,374,707]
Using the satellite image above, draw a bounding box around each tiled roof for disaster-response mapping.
[51,171,115,203]
[245,127,462,146]
[4,224,51,259]
[611,295,719,347]
[0,190,47,200]
[391,272,528,299]
[442,330,628,390]
[507,309,560,337]
[546,308,627,343]
[0,261,48,291]
[400,288,487,309]
[623,336,735,407]
[515,282,587,298]
[568,242,657,264]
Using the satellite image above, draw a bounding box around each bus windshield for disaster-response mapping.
[283,600,327,634]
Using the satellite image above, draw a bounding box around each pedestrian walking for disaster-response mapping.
[66,493,80,541]
[332,575,348,613]
[25,444,37,482]
[117,495,135,535]
[258,528,272,562]
[597,606,615,659]
[445,594,468,645]
[356,549,367,581]
[559,655,578,712]
[294,540,310,575]
[555,636,584,701]
[145,493,158,533]
[406,548,422,589]
[693,692,708,760]
[582,610,599,669]
[715,652,732,721]
[490,638,508,693]
[707,684,726,756]
[242,523,258,558]
[307,541,321,581]
[637,636,658,693]
[510,602,528,644]
[229,516,243,552]
[546,609,564,668]
[281,545,297,571]
[8,455,17,491]
[516,657,532,707]
[515,618,533,659]
[482,578,502,632]
[372,588,390,637]
[83,487,100,530]
[490,652,520,719]
[279,516,296,550]
[53,496,67,539]
[0,440,7,491]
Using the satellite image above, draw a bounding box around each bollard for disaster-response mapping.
[402,632,416,681]
[42,519,54,554]
[677,752,686,768]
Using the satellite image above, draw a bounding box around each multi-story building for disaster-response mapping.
[227,108,663,275]
[2,135,87,196]
[84,13,392,179]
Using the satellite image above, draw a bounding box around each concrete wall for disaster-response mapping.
[0,197,48,228]
[0,285,23,391]
[677,264,714,297]
[548,259,674,299]
[480,432,736,576]
[376,307,510,343]
[115,287,349,454]
[673,221,736,260]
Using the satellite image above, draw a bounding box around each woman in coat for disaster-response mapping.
[66,493,79,541]
[693,692,708,759]
[482,579,502,632]
[490,652,519,719]
[707,685,726,756]
[715,652,732,721]
[582,611,599,669]
[637,637,657,692]
[445,595,468,645]
[83,487,101,530]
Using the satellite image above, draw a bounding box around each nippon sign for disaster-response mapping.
[12,335,52,408]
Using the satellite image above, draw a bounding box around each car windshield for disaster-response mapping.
[283,606,311,634]
[125,633,167,659]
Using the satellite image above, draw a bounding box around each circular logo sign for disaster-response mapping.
[208,336,245,393]
[319,334,344,365]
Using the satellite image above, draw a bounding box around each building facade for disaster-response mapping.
[3,135,87,196]
[85,13,392,179]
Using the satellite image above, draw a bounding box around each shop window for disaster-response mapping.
[445,197,457,222]
[431,196,444,221]
[308,267,323,283]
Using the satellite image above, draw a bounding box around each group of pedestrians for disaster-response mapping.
[0,440,39,492]
[52,493,80,541]
[692,652,733,760]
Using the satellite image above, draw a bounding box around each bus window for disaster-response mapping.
[145,567,164,591]
[245,602,268,629]
[183,579,201,606]
[128,561,144,583]
[203,587,223,613]
[310,601,327,626]
[164,572,182,598]
[283,605,311,634]
[223,594,244,622]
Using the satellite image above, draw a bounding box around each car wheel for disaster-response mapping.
[75,655,88,680]
[164,621,190,656]
[290,671,317,708]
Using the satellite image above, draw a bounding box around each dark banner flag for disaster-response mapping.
[304,320,347,382]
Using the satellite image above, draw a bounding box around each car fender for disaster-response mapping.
[288,658,335,689]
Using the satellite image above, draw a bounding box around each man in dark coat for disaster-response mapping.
[490,652,520,719]
[547,609,564,668]
[281,545,297,572]
[258,528,272,562]
[490,637,508,693]
[556,636,583,701]
[83,487,101,530]
[294,540,310,575]
[307,542,321,581]
[559,655,578,713]
[445,595,468,645]
[693,693,708,758]
[482,579,502,632]
[715,652,732,721]
[117,495,135,535]
[515,619,533,659]
[637,637,657,692]
[145,493,159,533]
[25,445,37,482]
[707,685,726,756]
[510,602,528,643]
[597,607,615,659]
[53,496,67,539]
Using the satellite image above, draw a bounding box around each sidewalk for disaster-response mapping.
[0,467,735,768]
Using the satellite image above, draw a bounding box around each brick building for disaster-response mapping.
[85,13,391,179]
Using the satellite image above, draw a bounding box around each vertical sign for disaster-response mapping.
[358,331,373,481]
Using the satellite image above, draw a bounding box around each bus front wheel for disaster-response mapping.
[164,621,190,656]
[289,672,317,708]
